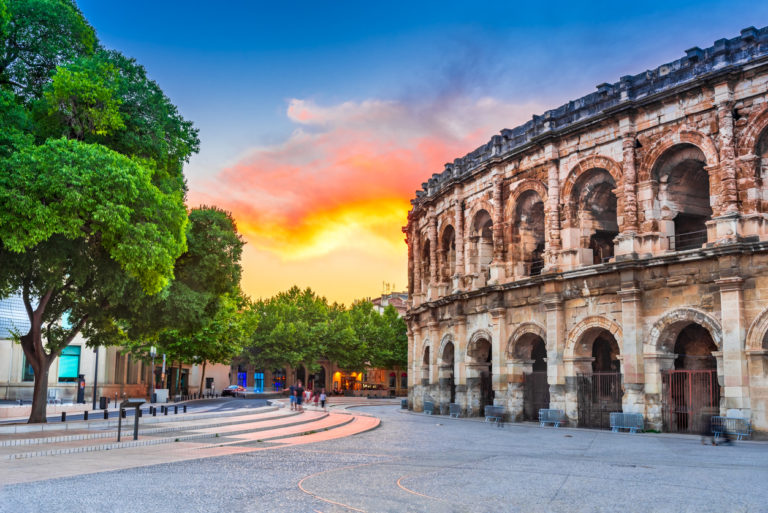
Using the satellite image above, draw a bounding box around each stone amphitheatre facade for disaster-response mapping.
[404,27,768,434]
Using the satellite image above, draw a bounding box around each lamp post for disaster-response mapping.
[92,347,99,410]
[150,346,157,403]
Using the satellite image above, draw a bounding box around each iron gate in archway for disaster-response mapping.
[576,372,622,429]
[523,371,549,421]
[662,369,719,433]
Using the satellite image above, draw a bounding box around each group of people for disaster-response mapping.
[288,380,326,412]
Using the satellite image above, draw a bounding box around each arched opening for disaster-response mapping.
[663,322,720,433]
[574,327,622,429]
[520,335,549,421]
[439,341,456,404]
[440,225,456,284]
[469,210,493,283]
[421,346,430,384]
[513,191,546,276]
[467,336,493,415]
[420,239,431,293]
[571,169,618,264]
[653,144,711,250]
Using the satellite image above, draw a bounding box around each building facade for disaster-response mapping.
[404,27,768,434]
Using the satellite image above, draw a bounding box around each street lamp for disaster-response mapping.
[150,346,157,403]
[92,347,98,410]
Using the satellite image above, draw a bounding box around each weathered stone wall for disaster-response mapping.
[405,27,768,433]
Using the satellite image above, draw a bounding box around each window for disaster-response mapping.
[58,345,81,382]
[401,372,407,389]
[22,356,34,382]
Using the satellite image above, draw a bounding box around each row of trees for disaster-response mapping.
[244,287,407,378]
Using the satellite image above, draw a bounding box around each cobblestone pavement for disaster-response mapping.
[2,405,767,513]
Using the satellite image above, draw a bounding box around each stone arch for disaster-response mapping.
[737,105,768,159]
[506,321,547,360]
[438,334,456,366]
[438,223,456,283]
[561,155,623,203]
[565,316,623,360]
[646,308,722,354]
[638,129,719,183]
[506,179,548,220]
[466,329,493,363]
[466,199,495,233]
[745,306,768,352]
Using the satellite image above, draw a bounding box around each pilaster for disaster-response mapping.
[717,276,751,414]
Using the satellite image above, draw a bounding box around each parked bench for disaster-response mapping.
[423,401,434,415]
[712,416,752,440]
[539,408,565,427]
[484,405,505,425]
[609,412,644,433]
[449,403,461,418]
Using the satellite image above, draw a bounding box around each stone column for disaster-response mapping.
[412,226,422,305]
[489,175,506,283]
[715,83,738,215]
[545,158,561,269]
[490,306,507,406]
[717,276,751,415]
[543,291,566,415]
[428,215,438,300]
[453,315,468,414]
[615,131,640,258]
[618,273,644,414]
[454,195,465,291]
[643,353,676,431]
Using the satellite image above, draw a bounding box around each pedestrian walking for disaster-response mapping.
[320,388,326,410]
[313,389,319,408]
[699,407,716,445]
[289,383,296,411]
[296,380,304,413]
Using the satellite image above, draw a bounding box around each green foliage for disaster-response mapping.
[0,87,32,155]
[244,289,408,374]
[0,138,187,294]
[40,57,124,139]
[0,0,96,99]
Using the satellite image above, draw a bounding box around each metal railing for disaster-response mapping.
[526,259,545,276]
[670,230,708,251]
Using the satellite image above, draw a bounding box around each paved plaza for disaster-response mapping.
[1,404,767,512]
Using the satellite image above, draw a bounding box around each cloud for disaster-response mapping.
[188,95,542,262]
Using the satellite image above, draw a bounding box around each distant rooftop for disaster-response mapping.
[413,26,768,204]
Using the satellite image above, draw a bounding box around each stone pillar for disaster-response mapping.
[454,196,465,291]
[412,226,422,305]
[490,306,507,406]
[544,292,566,415]
[615,130,640,258]
[715,83,738,215]
[643,353,676,431]
[427,320,440,386]
[717,276,751,415]
[545,158,561,269]
[489,175,506,283]
[453,315,468,414]
[618,273,644,414]
[428,215,438,300]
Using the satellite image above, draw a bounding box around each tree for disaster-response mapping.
[0,3,199,422]
[0,139,188,422]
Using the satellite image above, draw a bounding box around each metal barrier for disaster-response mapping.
[484,405,504,425]
[609,412,644,433]
[449,403,461,418]
[538,408,565,427]
[401,399,408,409]
[423,401,434,415]
[712,416,752,440]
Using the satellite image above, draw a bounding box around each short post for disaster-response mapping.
[183,405,187,413]
[174,405,178,414]
[104,409,108,420]
[84,411,89,421]
[61,412,66,422]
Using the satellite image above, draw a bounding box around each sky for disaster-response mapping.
[77,1,768,305]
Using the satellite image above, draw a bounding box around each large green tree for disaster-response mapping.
[0,1,199,422]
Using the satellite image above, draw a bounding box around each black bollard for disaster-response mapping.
[139,409,143,418]
[61,412,66,422]
[84,411,89,421]
[164,407,168,416]
[104,409,109,420]
[121,409,126,419]
[174,405,178,414]
[152,407,156,417]
[183,405,187,413]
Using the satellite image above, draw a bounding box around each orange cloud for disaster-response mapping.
[188,96,541,302]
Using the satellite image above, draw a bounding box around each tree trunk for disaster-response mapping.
[29,364,51,423]
[199,360,207,397]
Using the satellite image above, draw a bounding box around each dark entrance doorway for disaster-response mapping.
[523,336,549,421]
[468,337,493,416]
[576,330,622,429]
[662,323,719,433]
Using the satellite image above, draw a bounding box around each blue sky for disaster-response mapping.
[76,1,768,302]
